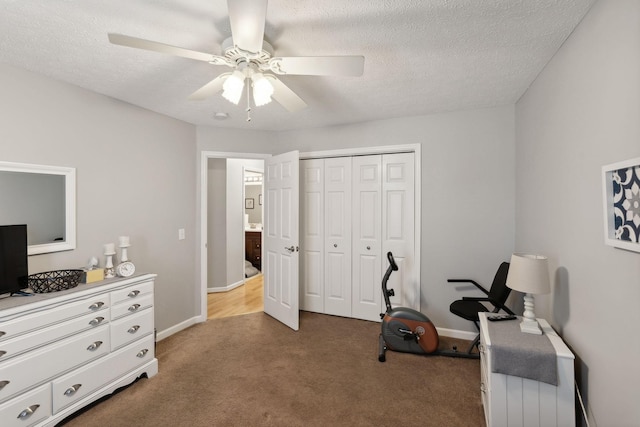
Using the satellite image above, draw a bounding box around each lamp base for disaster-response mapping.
[520,318,542,335]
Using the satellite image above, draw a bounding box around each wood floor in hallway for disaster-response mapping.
[207,274,263,319]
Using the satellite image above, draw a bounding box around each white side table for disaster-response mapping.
[479,312,575,427]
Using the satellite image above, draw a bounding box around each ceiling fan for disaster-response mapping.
[108,0,365,119]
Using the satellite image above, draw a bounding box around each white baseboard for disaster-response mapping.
[156,316,201,341]
[207,279,244,293]
[435,327,478,341]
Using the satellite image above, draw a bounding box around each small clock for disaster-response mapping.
[116,261,136,277]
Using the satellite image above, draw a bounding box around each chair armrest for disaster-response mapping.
[447,279,490,295]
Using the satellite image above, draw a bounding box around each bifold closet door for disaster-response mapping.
[352,155,383,321]
[300,159,324,313]
[382,152,417,310]
[323,157,352,317]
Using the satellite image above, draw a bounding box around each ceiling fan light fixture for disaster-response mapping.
[222,70,245,105]
[251,73,274,106]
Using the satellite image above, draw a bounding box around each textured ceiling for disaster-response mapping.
[0,0,595,131]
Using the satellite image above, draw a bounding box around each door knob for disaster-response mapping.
[285,246,295,253]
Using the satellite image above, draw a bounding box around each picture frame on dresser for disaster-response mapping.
[602,157,640,253]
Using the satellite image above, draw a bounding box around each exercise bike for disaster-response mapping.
[378,252,478,362]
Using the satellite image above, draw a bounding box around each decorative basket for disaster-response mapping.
[27,269,83,294]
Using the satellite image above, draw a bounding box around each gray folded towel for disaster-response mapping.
[488,318,558,386]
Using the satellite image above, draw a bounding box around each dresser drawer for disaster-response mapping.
[111,281,154,305]
[52,333,155,413]
[110,308,153,350]
[111,293,153,320]
[0,311,109,363]
[0,383,51,427]
[0,294,110,343]
[0,325,110,403]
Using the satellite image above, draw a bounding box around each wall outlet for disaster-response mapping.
[178,228,185,240]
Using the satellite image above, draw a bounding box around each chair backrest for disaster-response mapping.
[487,262,511,309]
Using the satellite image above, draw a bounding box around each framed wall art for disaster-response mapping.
[602,157,640,253]
[245,198,254,209]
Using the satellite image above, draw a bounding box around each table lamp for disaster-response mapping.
[505,253,551,334]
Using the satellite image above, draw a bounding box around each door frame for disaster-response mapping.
[197,143,421,322]
[198,151,269,322]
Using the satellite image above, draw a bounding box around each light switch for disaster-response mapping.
[178,228,185,240]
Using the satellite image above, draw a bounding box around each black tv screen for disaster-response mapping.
[0,224,28,296]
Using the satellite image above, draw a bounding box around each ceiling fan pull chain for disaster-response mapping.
[246,81,252,122]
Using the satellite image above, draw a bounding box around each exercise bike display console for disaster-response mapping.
[378,252,478,362]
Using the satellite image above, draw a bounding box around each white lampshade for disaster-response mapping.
[506,253,551,295]
[222,70,245,105]
[251,73,274,106]
[506,253,550,334]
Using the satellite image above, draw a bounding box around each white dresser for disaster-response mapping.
[479,312,575,427]
[0,274,158,427]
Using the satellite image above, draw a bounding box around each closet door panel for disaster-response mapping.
[300,160,324,312]
[382,153,417,310]
[324,157,352,317]
[352,156,382,321]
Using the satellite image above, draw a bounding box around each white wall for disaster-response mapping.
[0,63,198,334]
[515,0,640,425]
[198,106,516,331]
[207,158,227,289]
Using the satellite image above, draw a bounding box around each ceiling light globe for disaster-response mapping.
[252,73,274,106]
[222,71,245,105]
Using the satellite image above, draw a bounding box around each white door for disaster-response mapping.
[300,159,324,313]
[323,157,352,316]
[264,151,300,330]
[352,155,383,321]
[382,153,417,310]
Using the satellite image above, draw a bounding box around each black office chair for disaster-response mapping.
[448,262,515,355]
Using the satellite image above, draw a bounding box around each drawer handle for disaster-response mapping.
[88,301,105,310]
[17,404,40,420]
[128,325,141,334]
[128,304,141,312]
[0,331,5,338]
[0,380,10,390]
[64,384,82,396]
[86,341,103,351]
[0,350,6,358]
[128,290,141,298]
[89,317,105,326]
[136,348,149,358]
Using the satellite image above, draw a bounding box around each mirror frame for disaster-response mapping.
[0,161,76,255]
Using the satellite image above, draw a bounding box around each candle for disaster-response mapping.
[119,236,130,247]
[104,243,115,254]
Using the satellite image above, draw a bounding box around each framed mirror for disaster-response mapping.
[0,161,76,255]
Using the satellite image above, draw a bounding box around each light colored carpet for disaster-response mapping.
[60,311,484,426]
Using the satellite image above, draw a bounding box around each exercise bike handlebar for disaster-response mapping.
[382,252,398,313]
[387,251,398,271]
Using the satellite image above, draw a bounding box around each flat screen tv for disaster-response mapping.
[0,224,29,296]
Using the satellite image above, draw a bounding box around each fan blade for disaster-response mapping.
[188,74,230,100]
[108,33,230,66]
[227,0,267,54]
[267,76,307,112]
[269,56,365,77]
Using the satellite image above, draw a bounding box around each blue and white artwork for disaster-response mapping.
[612,165,640,243]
